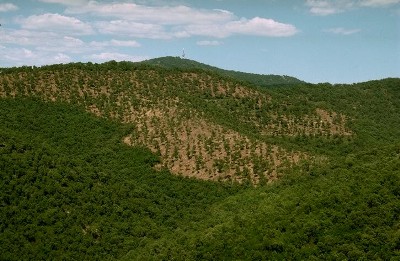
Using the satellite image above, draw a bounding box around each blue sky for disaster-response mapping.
[0,0,399,83]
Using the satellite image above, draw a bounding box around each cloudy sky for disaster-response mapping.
[0,0,399,83]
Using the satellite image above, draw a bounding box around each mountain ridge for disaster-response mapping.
[140,56,305,86]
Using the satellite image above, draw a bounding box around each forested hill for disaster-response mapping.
[0,62,399,184]
[0,61,400,259]
[141,56,304,86]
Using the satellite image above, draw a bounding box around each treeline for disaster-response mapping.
[141,56,305,86]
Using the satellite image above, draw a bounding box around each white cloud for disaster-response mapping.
[95,20,170,39]
[359,0,400,6]
[66,2,234,25]
[226,17,298,37]
[182,24,230,38]
[35,36,86,53]
[0,29,58,46]
[19,13,94,35]
[184,17,298,38]
[88,52,148,62]
[39,0,89,6]
[63,36,85,46]
[0,29,97,55]
[0,29,146,66]
[305,0,353,15]
[0,3,18,12]
[325,27,361,35]
[0,47,80,67]
[68,2,297,39]
[0,47,36,65]
[53,53,72,63]
[213,9,234,15]
[109,39,141,47]
[21,48,36,59]
[0,1,299,67]
[306,0,400,15]
[197,40,223,46]
[90,39,141,48]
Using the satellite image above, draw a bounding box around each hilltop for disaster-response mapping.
[141,56,305,86]
[0,59,399,259]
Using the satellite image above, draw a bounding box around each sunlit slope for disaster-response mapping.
[0,62,308,184]
[0,62,399,184]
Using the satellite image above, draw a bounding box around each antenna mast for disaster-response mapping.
[182,48,186,59]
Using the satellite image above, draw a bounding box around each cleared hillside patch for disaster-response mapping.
[0,64,314,184]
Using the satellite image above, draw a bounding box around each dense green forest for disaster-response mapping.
[0,60,399,259]
[0,98,241,260]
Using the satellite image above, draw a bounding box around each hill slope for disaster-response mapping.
[0,98,239,260]
[0,62,311,184]
[141,56,305,86]
[1,62,399,184]
[0,96,399,259]
[0,60,400,259]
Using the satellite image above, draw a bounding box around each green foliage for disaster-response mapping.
[127,143,400,260]
[0,98,238,260]
[0,60,400,260]
[141,56,305,86]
